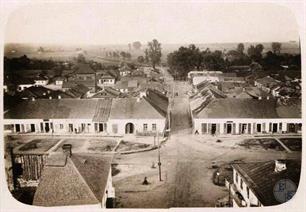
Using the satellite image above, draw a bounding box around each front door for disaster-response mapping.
[45,123,50,133]
[257,124,261,133]
[125,123,134,134]
[272,123,278,133]
[15,124,20,132]
[99,123,104,132]
[227,123,232,134]
[211,124,216,135]
[30,124,35,132]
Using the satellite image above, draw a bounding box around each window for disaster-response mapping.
[152,124,157,131]
[235,172,238,183]
[143,124,148,131]
[59,124,64,129]
[247,187,250,199]
[240,179,244,190]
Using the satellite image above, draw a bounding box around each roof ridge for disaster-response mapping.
[69,156,99,202]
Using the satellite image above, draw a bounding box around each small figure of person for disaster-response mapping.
[142,177,149,185]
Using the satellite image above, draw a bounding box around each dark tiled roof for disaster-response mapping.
[232,160,301,206]
[194,98,279,119]
[256,76,281,89]
[19,86,74,99]
[74,63,95,74]
[33,153,113,206]
[144,89,169,117]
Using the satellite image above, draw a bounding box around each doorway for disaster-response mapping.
[272,123,278,133]
[241,124,247,134]
[15,124,20,132]
[211,124,216,135]
[226,123,232,134]
[125,123,134,134]
[44,123,50,133]
[257,124,261,133]
[30,124,35,132]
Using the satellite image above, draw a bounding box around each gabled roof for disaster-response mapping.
[109,97,167,119]
[19,86,73,99]
[33,153,113,206]
[193,98,279,119]
[92,87,121,98]
[232,160,300,206]
[144,89,169,117]
[74,63,95,74]
[256,76,281,88]
[5,99,100,119]
[65,84,90,98]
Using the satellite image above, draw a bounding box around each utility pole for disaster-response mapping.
[157,131,162,181]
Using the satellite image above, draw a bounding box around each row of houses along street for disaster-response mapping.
[4,63,301,208]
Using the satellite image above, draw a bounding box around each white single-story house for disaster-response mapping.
[4,90,169,136]
[97,74,116,87]
[33,153,115,208]
[34,75,49,86]
[191,98,302,135]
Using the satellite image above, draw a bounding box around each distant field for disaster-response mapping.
[5,42,300,63]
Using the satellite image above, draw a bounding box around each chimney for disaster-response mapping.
[62,144,72,157]
[58,95,61,99]
[267,96,270,100]
[31,97,35,101]
[49,96,52,99]
[137,97,141,102]
[140,91,146,98]
[274,160,287,173]
[258,96,262,100]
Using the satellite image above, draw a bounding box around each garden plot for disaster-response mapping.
[17,139,60,154]
[54,139,87,153]
[238,138,285,151]
[278,137,302,152]
[87,139,118,152]
[116,141,151,152]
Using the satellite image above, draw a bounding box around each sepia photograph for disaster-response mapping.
[1,0,303,210]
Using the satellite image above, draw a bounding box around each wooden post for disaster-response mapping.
[9,146,18,191]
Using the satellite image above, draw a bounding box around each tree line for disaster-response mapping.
[167,42,301,80]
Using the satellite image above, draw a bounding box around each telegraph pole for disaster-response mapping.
[157,131,162,181]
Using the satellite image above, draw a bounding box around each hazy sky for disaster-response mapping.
[5,2,300,45]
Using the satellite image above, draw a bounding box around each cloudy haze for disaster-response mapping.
[5,2,300,45]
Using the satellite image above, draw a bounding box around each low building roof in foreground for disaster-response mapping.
[232,160,301,206]
[33,153,113,207]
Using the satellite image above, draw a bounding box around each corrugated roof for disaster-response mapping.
[33,153,113,206]
[232,160,300,206]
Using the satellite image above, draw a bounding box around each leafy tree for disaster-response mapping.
[137,56,145,63]
[77,53,86,63]
[132,41,142,50]
[120,51,126,60]
[272,42,282,54]
[247,44,264,62]
[237,43,244,54]
[147,39,162,69]
[144,49,149,63]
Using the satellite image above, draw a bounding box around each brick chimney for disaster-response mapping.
[62,144,72,157]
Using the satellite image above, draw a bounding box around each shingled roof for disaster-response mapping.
[109,96,167,119]
[232,160,301,206]
[193,98,280,119]
[33,153,113,207]
[4,99,103,120]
